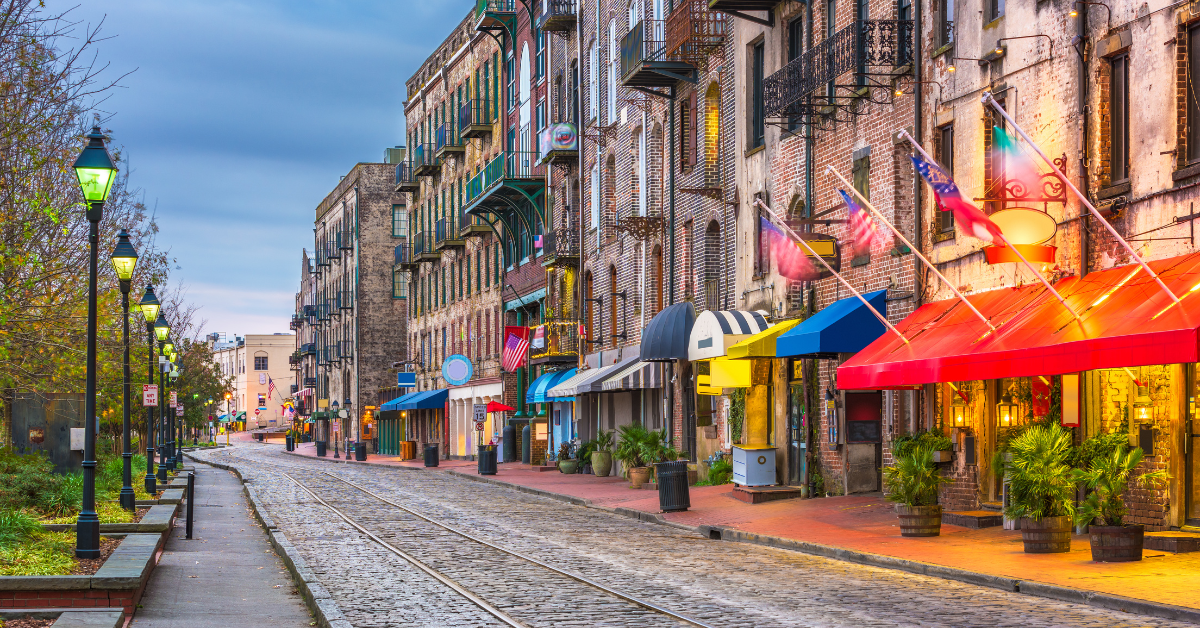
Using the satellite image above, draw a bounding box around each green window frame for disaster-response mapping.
[392,204,407,238]
[392,269,408,299]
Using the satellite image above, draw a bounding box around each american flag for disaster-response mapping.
[502,326,530,372]
[838,189,879,257]
[267,376,276,401]
[911,154,1004,243]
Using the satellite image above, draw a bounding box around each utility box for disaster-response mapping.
[9,391,85,474]
[732,445,776,486]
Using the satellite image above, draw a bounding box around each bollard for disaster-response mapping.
[185,472,195,539]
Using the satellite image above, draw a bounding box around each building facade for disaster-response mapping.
[210,333,295,430]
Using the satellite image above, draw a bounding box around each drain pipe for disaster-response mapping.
[1076,7,1091,277]
[913,0,923,308]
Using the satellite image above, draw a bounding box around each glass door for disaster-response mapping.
[1188,365,1200,525]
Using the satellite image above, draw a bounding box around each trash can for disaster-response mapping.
[656,461,691,513]
[285,435,292,451]
[255,433,264,442]
[521,424,531,464]
[502,425,516,462]
[355,442,367,461]
[424,444,439,467]
[315,441,327,457]
[478,445,497,475]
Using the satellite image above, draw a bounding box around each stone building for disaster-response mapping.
[296,162,407,454]
[209,333,295,430]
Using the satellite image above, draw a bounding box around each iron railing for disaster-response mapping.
[325,344,340,363]
[412,143,439,174]
[303,377,317,388]
[395,162,417,188]
[413,231,430,257]
[339,230,353,250]
[459,98,494,133]
[620,20,667,81]
[394,243,413,266]
[543,227,579,260]
[528,318,581,361]
[316,303,331,321]
[764,19,913,118]
[340,290,354,310]
[301,343,317,356]
[303,305,317,324]
[435,121,462,154]
[475,0,516,18]
[466,151,546,204]
[537,0,577,29]
[435,216,460,245]
[704,280,720,312]
[339,340,354,359]
[664,0,726,65]
[327,235,342,260]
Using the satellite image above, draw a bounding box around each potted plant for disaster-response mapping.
[591,430,614,477]
[883,445,952,537]
[1071,445,1167,562]
[893,429,953,463]
[1002,423,1076,553]
[615,424,652,488]
[557,442,578,474]
[576,439,596,474]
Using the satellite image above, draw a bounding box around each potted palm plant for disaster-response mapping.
[615,424,652,488]
[557,442,578,474]
[884,445,952,536]
[591,430,614,477]
[1072,445,1168,562]
[1002,423,1076,553]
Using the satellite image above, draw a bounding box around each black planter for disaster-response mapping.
[424,444,439,467]
[478,445,498,475]
[656,461,691,513]
[315,441,327,457]
[355,442,367,461]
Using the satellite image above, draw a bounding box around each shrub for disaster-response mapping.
[0,510,41,547]
[615,424,651,469]
[892,429,952,461]
[883,445,951,507]
[0,449,59,512]
[707,458,732,485]
[1072,445,1168,527]
[1002,423,1076,521]
[39,473,83,519]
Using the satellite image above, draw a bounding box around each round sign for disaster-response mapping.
[474,421,485,432]
[254,408,261,416]
[442,354,473,387]
[989,207,1057,245]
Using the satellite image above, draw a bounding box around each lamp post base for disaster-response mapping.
[119,487,136,510]
[75,515,100,559]
[144,472,157,495]
[156,463,167,482]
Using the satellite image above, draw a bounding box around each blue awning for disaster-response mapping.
[380,391,422,412]
[640,302,695,362]
[526,368,577,404]
[776,290,888,358]
[397,388,448,410]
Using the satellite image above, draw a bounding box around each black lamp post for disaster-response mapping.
[332,400,340,458]
[170,362,181,466]
[139,288,162,494]
[110,231,138,510]
[157,328,173,483]
[73,124,118,559]
[165,342,178,470]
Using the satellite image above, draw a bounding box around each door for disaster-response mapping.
[844,391,883,494]
[788,381,806,486]
[683,363,696,462]
[1188,365,1200,525]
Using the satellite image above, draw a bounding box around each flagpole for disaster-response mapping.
[979,93,1181,307]
[754,199,909,345]
[893,130,1083,321]
[823,166,997,331]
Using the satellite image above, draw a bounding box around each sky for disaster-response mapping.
[47,0,471,337]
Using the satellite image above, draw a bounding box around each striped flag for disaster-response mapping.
[911,153,1004,243]
[267,376,276,401]
[838,189,879,257]
[502,326,530,372]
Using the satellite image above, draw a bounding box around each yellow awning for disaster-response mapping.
[696,374,722,396]
[726,319,801,359]
[709,358,751,388]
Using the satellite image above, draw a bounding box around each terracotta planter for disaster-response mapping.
[931,450,953,463]
[895,504,942,537]
[628,466,651,488]
[558,459,578,474]
[1020,516,1072,553]
[591,451,612,477]
[1089,524,1144,562]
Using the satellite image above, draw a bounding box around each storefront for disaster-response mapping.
[391,389,448,457]
[527,368,576,458]
[448,382,505,458]
[639,302,697,458]
[839,254,1200,528]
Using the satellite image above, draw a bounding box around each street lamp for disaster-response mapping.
[996,390,1018,428]
[157,330,172,482]
[331,400,340,458]
[170,362,181,466]
[110,231,138,511]
[73,124,118,559]
[154,313,170,342]
[138,287,160,495]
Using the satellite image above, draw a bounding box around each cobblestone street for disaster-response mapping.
[188,444,1199,628]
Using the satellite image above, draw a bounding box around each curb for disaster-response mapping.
[185,454,353,628]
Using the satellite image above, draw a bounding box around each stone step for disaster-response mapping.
[980,501,1003,512]
[943,510,1004,529]
[1144,531,1200,553]
[731,485,804,505]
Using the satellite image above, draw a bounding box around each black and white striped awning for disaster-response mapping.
[688,310,771,360]
[601,361,663,392]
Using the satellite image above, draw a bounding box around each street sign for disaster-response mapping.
[175,406,183,417]
[142,385,158,407]
[475,421,485,432]
[169,391,177,406]
[254,408,261,417]
[472,403,486,433]
[397,372,416,387]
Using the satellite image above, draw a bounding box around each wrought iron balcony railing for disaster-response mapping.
[288,351,301,366]
[435,121,463,158]
[303,305,317,324]
[542,226,580,266]
[327,235,342,261]
[475,0,516,18]
[412,143,439,176]
[459,99,494,138]
[395,161,418,191]
[457,206,491,237]
[537,0,577,31]
[301,343,317,356]
[339,230,353,251]
[620,20,666,82]
[528,318,581,363]
[339,340,354,359]
[394,243,417,269]
[764,19,914,119]
[303,377,317,388]
[339,290,354,311]
[465,151,546,205]
[316,303,331,321]
[325,344,340,363]
[665,0,726,66]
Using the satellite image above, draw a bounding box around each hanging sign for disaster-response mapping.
[169,391,177,406]
[142,384,158,407]
[443,354,474,387]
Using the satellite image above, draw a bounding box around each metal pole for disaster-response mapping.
[145,320,156,494]
[157,365,167,482]
[119,285,135,510]
[76,203,102,559]
[185,471,195,539]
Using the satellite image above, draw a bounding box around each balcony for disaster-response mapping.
[541,226,580,267]
[303,305,317,324]
[707,0,776,26]
[537,0,576,31]
[395,162,419,192]
[435,121,464,159]
[339,230,353,251]
[288,351,301,366]
[316,303,331,321]
[315,243,330,268]
[327,236,342,261]
[301,343,317,356]
[413,231,441,262]
[764,20,914,120]
[620,20,697,89]
[435,216,465,250]
[412,143,439,177]
[340,290,354,310]
[458,206,492,238]
[339,340,354,360]
[303,377,317,388]
[289,314,302,330]
[528,318,580,366]
[464,151,546,221]
[459,99,494,139]
[665,0,727,68]
[395,243,418,270]
[475,0,516,32]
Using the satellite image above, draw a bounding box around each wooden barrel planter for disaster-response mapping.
[1089,525,1144,562]
[1020,516,1072,553]
[896,504,942,537]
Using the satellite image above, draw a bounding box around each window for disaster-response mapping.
[393,269,408,299]
[608,266,618,348]
[589,41,599,121]
[1110,54,1129,182]
[938,0,954,47]
[787,17,805,131]
[257,394,266,408]
[570,61,580,126]
[938,124,955,233]
[897,0,913,64]
[680,93,695,168]
[753,203,767,277]
[254,356,268,370]
[536,29,546,81]
[590,160,601,231]
[987,0,1004,22]
[750,41,765,149]
[607,20,618,123]
[392,204,407,237]
[507,53,517,111]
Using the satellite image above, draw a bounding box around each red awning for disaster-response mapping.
[837,252,1200,389]
[486,401,515,412]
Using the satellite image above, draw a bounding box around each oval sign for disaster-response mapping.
[989,207,1057,245]
[442,354,473,387]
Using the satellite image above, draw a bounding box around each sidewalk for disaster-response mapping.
[129,464,312,627]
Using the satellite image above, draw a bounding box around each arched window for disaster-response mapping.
[607,20,618,123]
[704,220,721,312]
[585,271,595,345]
[650,245,663,316]
[632,126,643,216]
[604,154,617,239]
[609,265,619,347]
[704,82,721,187]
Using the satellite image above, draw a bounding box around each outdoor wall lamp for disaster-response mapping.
[996,391,1017,427]
[1132,383,1154,421]
[1069,1,1112,30]
[946,57,983,73]
[950,385,969,426]
[996,35,1052,60]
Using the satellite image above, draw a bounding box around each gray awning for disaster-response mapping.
[601,361,663,391]
[639,302,695,362]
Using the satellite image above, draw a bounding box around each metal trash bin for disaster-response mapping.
[355,442,367,461]
[478,445,497,475]
[424,444,439,467]
[285,435,292,451]
[315,441,327,457]
[656,460,691,513]
[255,433,264,442]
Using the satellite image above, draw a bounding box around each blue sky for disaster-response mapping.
[51,0,470,336]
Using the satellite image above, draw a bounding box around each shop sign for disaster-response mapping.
[1060,373,1081,427]
[142,385,158,407]
[169,391,177,406]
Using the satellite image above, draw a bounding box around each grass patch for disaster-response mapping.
[0,530,75,576]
